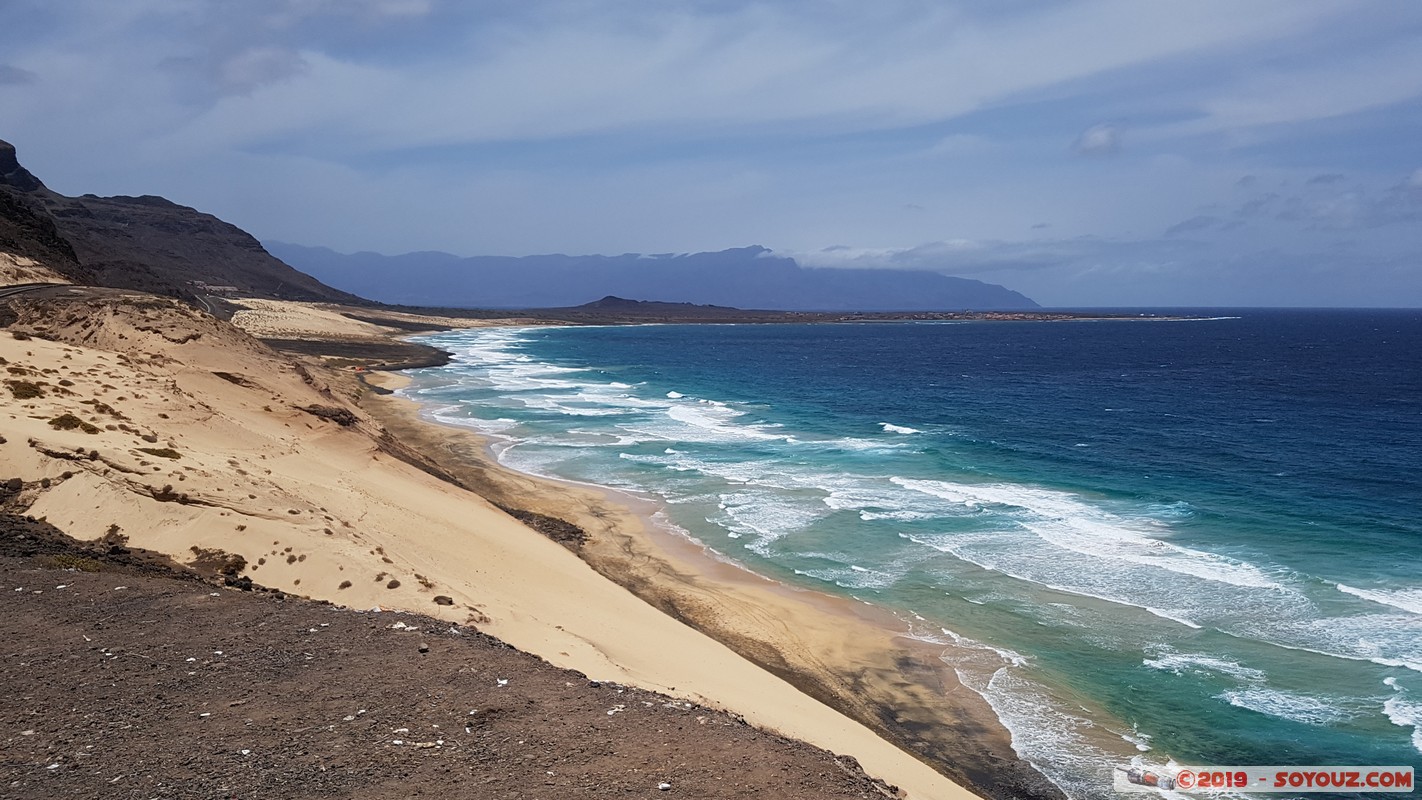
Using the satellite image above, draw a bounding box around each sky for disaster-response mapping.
[2,0,1421,307]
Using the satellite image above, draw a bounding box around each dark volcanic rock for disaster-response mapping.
[0,138,364,304]
[0,139,44,192]
[0,190,88,281]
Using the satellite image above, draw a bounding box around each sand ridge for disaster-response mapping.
[226,298,498,341]
[0,292,981,800]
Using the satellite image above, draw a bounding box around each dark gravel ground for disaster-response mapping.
[0,516,902,799]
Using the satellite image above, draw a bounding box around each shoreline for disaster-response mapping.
[359,366,1066,799]
[1,293,987,800]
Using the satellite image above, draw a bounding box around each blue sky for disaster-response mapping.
[2,0,1420,306]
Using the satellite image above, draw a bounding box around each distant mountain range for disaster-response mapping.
[268,243,1038,311]
[0,139,362,304]
[2,135,1036,312]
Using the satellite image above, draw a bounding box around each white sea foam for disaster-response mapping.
[1143,650,1267,683]
[1231,613,1422,676]
[1337,584,1422,615]
[526,433,645,448]
[904,531,1213,629]
[714,491,828,551]
[924,625,1172,798]
[819,436,908,452]
[859,509,942,522]
[1383,678,1422,755]
[819,482,959,521]
[666,391,684,398]
[1121,726,1153,753]
[794,564,896,590]
[1217,688,1356,726]
[930,625,1030,668]
[665,404,784,441]
[880,422,921,434]
[516,395,632,416]
[429,412,520,435]
[890,478,1281,590]
[960,665,1125,800]
[1142,609,1204,629]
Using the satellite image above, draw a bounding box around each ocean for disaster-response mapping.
[402,310,1422,799]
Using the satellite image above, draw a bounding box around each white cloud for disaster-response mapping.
[30,0,1357,153]
[1072,123,1121,156]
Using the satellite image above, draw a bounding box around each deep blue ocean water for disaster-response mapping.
[405,310,1422,798]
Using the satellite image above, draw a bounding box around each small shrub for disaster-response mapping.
[42,553,105,572]
[5,380,44,399]
[99,524,128,550]
[385,579,401,590]
[48,414,99,434]
[298,405,358,426]
[188,546,247,577]
[338,580,352,590]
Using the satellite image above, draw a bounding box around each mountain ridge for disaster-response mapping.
[0,138,364,304]
[269,242,1039,311]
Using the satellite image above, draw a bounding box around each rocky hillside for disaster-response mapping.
[0,139,364,304]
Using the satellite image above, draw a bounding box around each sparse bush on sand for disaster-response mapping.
[48,413,99,434]
[5,379,45,399]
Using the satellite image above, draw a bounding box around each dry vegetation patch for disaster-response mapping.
[5,379,45,399]
[47,413,98,434]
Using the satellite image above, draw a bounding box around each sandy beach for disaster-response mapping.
[0,292,1018,799]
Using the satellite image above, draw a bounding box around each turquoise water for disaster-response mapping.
[404,311,1422,798]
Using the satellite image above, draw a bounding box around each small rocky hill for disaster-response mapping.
[0,139,365,304]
